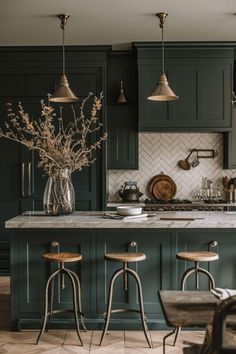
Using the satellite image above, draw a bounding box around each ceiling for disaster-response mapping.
[1,0,236,50]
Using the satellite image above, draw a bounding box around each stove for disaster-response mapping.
[144,198,228,211]
[144,198,192,204]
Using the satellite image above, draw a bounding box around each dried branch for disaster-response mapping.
[0,93,107,177]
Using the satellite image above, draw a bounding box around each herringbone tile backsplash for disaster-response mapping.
[107,133,236,202]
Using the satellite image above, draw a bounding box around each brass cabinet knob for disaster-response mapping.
[209,240,218,248]
[128,241,137,248]
[50,241,60,248]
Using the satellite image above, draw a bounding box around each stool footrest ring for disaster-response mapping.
[102,308,148,320]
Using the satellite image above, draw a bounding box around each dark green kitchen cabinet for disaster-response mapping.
[175,231,236,291]
[0,137,21,275]
[223,106,236,169]
[0,46,109,274]
[11,230,91,330]
[135,45,234,131]
[107,52,138,169]
[107,105,138,169]
[96,231,171,328]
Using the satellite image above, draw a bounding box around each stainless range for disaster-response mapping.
[143,199,231,212]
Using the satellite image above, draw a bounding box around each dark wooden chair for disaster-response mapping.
[203,295,236,353]
[182,296,236,354]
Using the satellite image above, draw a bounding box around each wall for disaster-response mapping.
[107,133,236,202]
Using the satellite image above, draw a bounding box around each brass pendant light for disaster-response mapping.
[147,12,179,101]
[49,14,79,103]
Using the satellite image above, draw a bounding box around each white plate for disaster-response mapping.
[116,206,142,216]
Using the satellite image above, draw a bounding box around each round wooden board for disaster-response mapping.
[148,173,177,201]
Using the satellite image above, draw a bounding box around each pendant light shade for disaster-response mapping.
[147,12,178,101]
[147,73,178,101]
[49,14,79,103]
[49,74,79,103]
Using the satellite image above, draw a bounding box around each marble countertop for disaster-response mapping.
[5,210,236,229]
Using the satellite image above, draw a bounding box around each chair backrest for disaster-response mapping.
[211,295,236,353]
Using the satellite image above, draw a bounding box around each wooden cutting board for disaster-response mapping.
[149,172,177,201]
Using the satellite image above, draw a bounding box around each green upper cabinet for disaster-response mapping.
[107,52,138,169]
[223,106,236,169]
[135,45,234,131]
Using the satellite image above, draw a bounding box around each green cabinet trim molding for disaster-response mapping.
[9,227,236,331]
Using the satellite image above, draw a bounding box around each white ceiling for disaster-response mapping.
[1,0,236,50]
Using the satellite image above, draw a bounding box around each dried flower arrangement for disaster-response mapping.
[0,92,107,177]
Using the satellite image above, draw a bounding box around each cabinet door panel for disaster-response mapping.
[198,64,231,125]
[169,66,197,122]
[107,106,138,169]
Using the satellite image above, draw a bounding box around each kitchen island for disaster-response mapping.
[6,211,236,330]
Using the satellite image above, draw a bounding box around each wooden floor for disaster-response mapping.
[0,277,205,353]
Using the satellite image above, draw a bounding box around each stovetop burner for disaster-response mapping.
[144,198,192,204]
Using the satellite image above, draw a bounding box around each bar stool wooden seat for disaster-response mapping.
[99,252,152,348]
[176,251,219,291]
[36,252,86,346]
[171,250,219,348]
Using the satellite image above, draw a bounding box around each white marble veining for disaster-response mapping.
[5,211,236,229]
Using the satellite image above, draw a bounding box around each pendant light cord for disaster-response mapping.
[62,25,65,75]
[161,25,164,74]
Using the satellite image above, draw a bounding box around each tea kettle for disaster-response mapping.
[119,181,143,202]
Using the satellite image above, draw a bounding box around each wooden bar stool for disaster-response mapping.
[99,252,152,348]
[36,252,86,346]
[171,250,219,348]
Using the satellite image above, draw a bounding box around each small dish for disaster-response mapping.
[116,206,142,216]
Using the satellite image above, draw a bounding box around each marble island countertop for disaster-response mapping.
[5,210,236,229]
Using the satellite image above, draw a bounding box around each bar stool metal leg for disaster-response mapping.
[180,263,216,291]
[49,276,55,320]
[37,265,83,346]
[67,268,87,332]
[99,266,152,348]
[99,268,124,346]
[127,268,152,348]
[36,268,61,344]
[63,268,83,345]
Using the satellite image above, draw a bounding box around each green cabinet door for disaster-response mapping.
[175,231,236,291]
[107,52,138,169]
[11,230,91,330]
[107,105,138,169]
[96,231,171,328]
[137,46,234,131]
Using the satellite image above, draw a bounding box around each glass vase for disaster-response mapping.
[43,169,75,216]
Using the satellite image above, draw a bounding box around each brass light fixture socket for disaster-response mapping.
[156,12,168,28]
[58,14,70,29]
